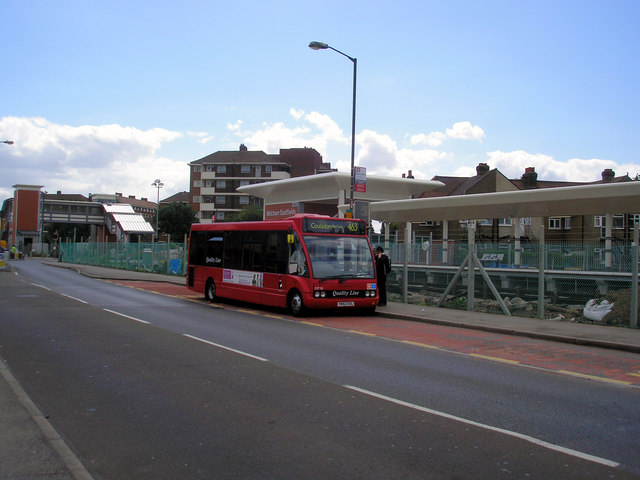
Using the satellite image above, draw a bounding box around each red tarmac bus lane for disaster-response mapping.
[109,280,640,387]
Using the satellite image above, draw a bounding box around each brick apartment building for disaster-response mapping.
[189,144,333,222]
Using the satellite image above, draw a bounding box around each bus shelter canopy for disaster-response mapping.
[237,171,445,204]
[370,181,640,223]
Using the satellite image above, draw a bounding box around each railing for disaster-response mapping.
[59,240,188,276]
[382,239,639,328]
[382,241,633,272]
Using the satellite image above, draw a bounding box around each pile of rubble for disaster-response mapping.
[389,286,639,327]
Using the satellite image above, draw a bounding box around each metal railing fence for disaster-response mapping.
[383,238,639,328]
[59,240,188,276]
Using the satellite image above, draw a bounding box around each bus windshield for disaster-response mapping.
[304,235,375,280]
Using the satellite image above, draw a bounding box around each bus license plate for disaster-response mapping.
[337,301,355,307]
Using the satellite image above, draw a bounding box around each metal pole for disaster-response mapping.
[631,223,638,328]
[308,42,357,216]
[467,224,475,311]
[538,225,545,319]
[349,57,357,214]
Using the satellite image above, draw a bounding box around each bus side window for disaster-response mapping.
[265,231,288,274]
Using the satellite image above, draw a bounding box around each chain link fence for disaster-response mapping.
[381,239,639,328]
[59,240,188,276]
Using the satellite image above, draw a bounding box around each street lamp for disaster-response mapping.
[151,179,164,240]
[309,41,357,217]
[2,140,14,145]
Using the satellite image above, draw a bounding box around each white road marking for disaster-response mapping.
[183,334,268,362]
[103,309,150,324]
[344,385,620,468]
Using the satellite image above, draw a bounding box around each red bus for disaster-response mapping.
[187,214,378,315]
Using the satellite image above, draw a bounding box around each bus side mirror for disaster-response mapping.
[287,234,295,244]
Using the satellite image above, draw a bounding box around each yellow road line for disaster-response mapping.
[559,370,632,385]
[348,330,377,337]
[469,353,520,365]
[401,340,441,349]
[301,321,323,326]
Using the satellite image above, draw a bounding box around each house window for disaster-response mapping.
[205,165,213,172]
[193,180,201,188]
[265,165,272,173]
[216,180,226,189]
[478,218,512,226]
[215,196,226,205]
[630,214,640,227]
[216,165,226,174]
[193,196,200,203]
[239,195,250,205]
[241,165,251,174]
[193,165,201,172]
[549,217,570,230]
[595,215,625,229]
[216,211,225,220]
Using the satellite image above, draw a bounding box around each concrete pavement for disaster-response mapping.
[2,258,640,479]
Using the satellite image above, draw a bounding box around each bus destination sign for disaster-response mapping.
[303,218,365,236]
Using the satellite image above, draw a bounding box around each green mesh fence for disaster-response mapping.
[379,241,639,326]
[59,241,188,276]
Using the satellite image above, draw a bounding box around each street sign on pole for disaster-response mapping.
[354,166,366,193]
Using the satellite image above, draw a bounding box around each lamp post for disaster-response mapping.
[309,41,357,217]
[2,140,14,145]
[151,179,164,240]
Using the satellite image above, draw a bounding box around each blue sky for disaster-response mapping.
[1,0,639,202]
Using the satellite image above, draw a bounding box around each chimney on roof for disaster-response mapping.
[141,197,147,201]
[407,170,414,179]
[521,167,538,189]
[402,173,406,178]
[239,144,248,152]
[601,168,615,182]
[476,163,490,176]
[57,190,61,195]
[129,195,135,199]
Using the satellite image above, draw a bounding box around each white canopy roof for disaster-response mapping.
[112,214,154,233]
[370,181,640,223]
[104,204,136,214]
[237,171,445,203]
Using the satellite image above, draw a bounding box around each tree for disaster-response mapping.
[227,204,263,222]
[158,203,198,238]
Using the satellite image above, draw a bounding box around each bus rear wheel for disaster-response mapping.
[205,279,216,302]
[287,290,305,317]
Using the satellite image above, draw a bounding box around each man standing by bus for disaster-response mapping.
[375,246,391,306]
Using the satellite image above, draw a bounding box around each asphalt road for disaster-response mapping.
[1,261,639,479]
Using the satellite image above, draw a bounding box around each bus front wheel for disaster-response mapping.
[205,279,216,302]
[287,290,305,317]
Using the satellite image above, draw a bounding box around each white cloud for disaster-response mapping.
[289,108,304,120]
[226,120,243,131]
[485,150,622,182]
[410,121,485,148]
[0,116,184,200]
[446,121,485,141]
[410,131,447,147]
